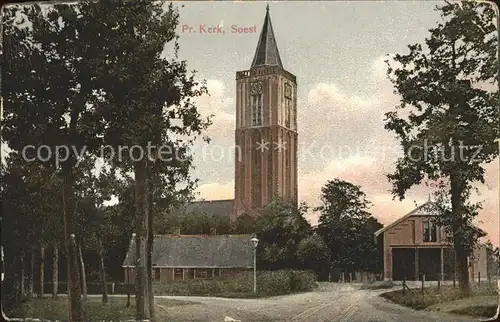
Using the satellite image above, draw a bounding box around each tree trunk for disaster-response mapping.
[39,246,45,298]
[134,161,148,320]
[146,176,155,321]
[20,250,25,296]
[98,242,109,305]
[62,169,84,321]
[52,244,59,299]
[29,248,35,298]
[78,244,88,301]
[450,172,471,296]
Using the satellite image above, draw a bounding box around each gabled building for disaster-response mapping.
[375,201,488,281]
[122,234,254,283]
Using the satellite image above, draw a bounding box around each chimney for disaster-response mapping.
[210,228,217,235]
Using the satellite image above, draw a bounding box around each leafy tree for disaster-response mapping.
[316,179,381,273]
[1,153,40,302]
[296,234,331,277]
[384,1,498,295]
[254,198,312,270]
[232,213,257,234]
[2,3,110,317]
[1,151,64,303]
[179,212,212,234]
[68,0,211,318]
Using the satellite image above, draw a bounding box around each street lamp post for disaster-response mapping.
[250,237,259,293]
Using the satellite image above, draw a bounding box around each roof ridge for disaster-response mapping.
[374,200,438,237]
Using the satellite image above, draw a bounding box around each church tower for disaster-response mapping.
[232,5,298,221]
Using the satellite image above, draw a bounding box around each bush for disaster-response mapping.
[34,270,317,298]
[154,269,317,297]
[258,270,291,295]
[287,269,317,292]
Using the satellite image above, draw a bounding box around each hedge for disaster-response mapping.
[34,269,317,297]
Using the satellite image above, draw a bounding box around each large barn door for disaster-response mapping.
[392,248,416,281]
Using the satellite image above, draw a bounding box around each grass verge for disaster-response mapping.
[381,283,498,317]
[450,304,497,318]
[5,297,196,321]
[360,280,394,290]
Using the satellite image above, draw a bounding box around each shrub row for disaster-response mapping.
[153,269,317,297]
[34,269,317,297]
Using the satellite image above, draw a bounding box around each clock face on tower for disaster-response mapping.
[250,81,263,95]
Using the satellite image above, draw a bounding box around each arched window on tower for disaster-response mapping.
[251,94,263,126]
[250,81,263,127]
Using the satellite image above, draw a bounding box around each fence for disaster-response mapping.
[400,272,499,296]
[33,282,134,295]
[331,271,381,283]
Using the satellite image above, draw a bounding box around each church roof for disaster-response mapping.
[122,234,254,268]
[251,5,283,69]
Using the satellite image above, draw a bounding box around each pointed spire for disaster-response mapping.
[251,5,283,69]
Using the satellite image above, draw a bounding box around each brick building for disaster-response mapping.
[375,200,488,281]
[122,234,254,283]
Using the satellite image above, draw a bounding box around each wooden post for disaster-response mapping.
[453,250,457,288]
[421,274,425,295]
[415,247,419,281]
[39,246,45,298]
[403,277,406,296]
[182,268,185,280]
[349,273,352,283]
[440,247,444,282]
[437,274,441,291]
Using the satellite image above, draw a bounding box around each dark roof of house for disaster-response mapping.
[251,5,283,69]
[122,234,254,268]
[179,199,234,218]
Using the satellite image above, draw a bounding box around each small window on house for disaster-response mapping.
[174,268,183,280]
[423,220,438,242]
[196,268,208,279]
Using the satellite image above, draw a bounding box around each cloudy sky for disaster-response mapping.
[175,1,499,245]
